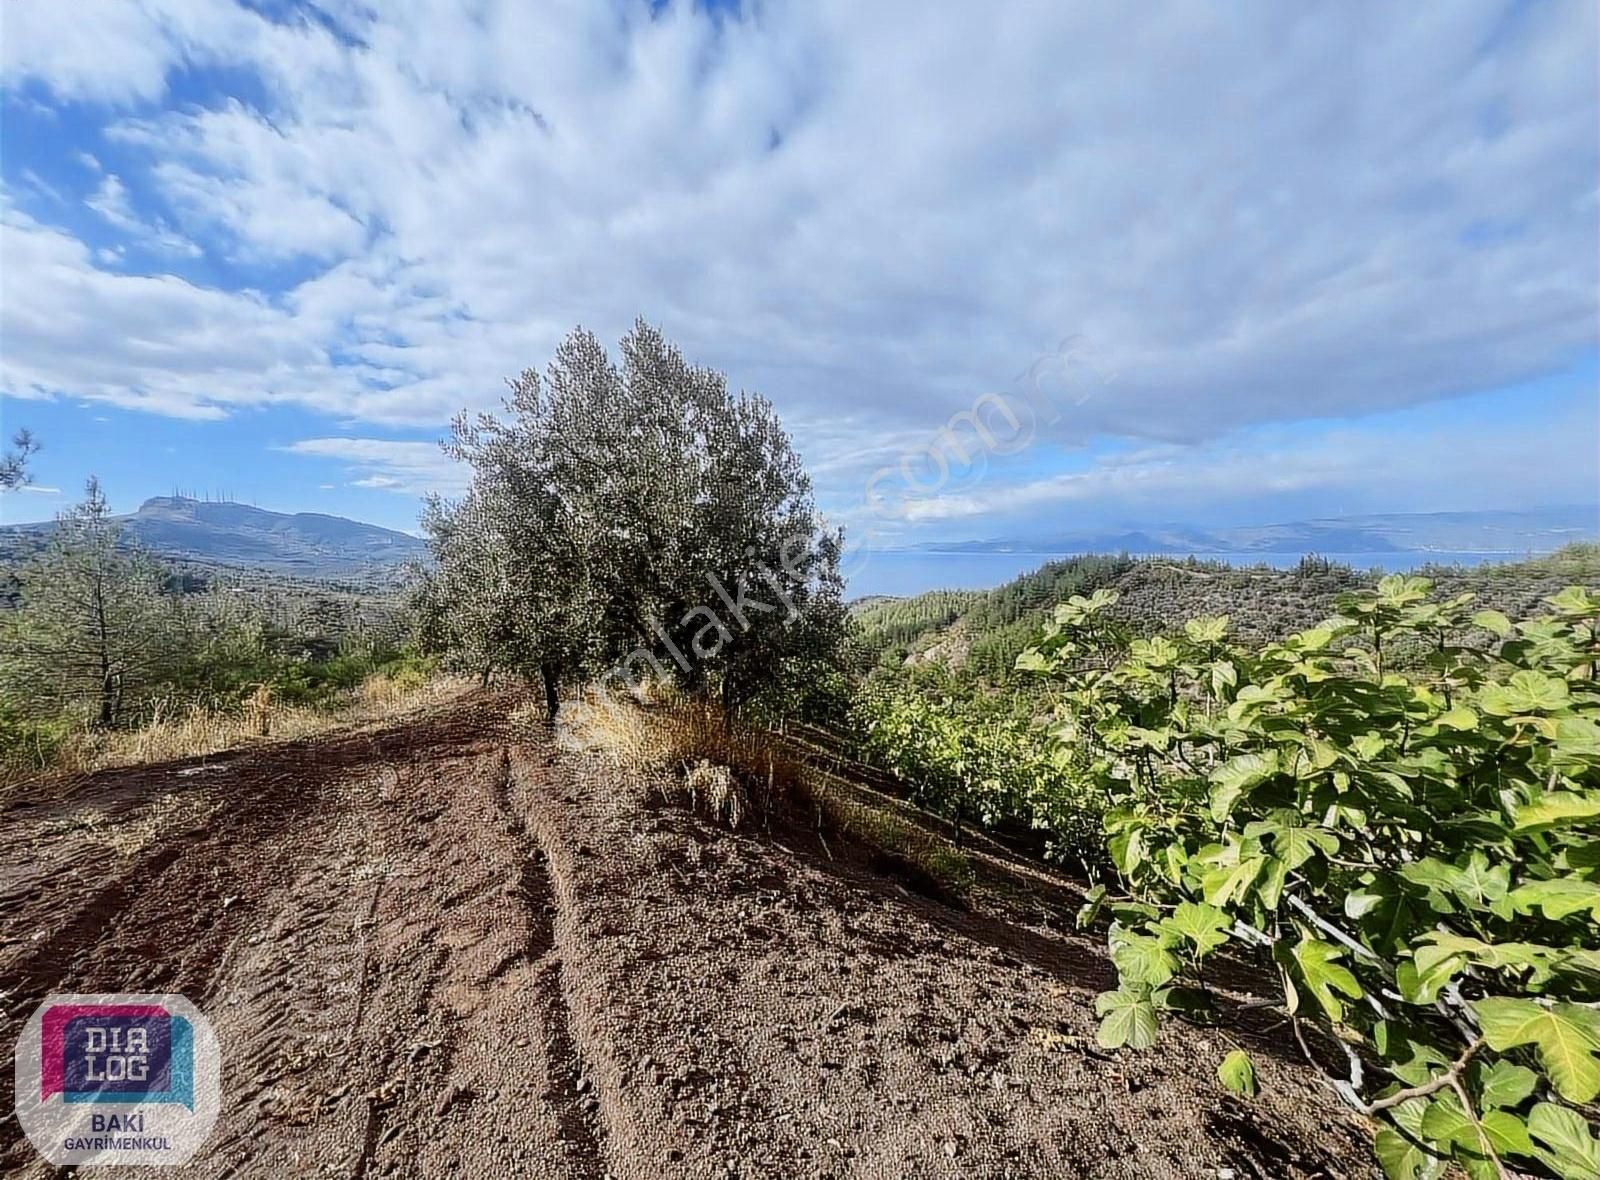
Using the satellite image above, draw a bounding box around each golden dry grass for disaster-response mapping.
[560,690,805,805]
[3,671,474,790]
[559,689,972,893]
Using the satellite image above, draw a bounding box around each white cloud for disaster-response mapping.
[17,169,67,206]
[118,103,368,261]
[84,175,137,229]
[0,0,262,105]
[85,174,201,255]
[886,403,1600,530]
[1,0,1596,496]
[1,1,181,105]
[283,437,467,496]
[0,201,486,420]
[0,205,357,417]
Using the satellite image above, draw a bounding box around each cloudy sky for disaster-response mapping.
[1,0,1596,544]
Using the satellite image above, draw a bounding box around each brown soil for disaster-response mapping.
[0,693,1378,1178]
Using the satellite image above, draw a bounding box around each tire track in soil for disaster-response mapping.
[0,698,513,1179]
[0,839,192,1002]
[350,1049,397,1180]
[488,747,608,1179]
[348,938,435,1180]
[0,769,349,1172]
[2,702,1380,1178]
[347,761,477,1180]
[491,748,555,963]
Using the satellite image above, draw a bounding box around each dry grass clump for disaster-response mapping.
[679,760,743,828]
[560,691,804,827]
[355,662,450,711]
[561,689,974,899]
[1,670,473,791]
[106,695,341,766]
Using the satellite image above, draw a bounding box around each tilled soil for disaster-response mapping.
[0,694,1378,1178]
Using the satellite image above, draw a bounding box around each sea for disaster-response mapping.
[844,549,1534,600]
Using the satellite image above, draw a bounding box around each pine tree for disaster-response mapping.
[0,428,38,490]
[0,479,178,726]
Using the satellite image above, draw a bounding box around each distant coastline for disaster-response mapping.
[845,546,1580,599]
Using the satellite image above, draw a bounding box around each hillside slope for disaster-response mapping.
[856,545,1600,679]
[0,693,1374,1178]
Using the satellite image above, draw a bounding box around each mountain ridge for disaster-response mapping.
[0,495,428,577]
[895,505,1598,557]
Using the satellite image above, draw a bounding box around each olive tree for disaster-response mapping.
[426,320,846,717]
[419,481,594,716]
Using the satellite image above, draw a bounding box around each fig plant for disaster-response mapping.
[854,685,1104,866]
[1019,578,1600,1180]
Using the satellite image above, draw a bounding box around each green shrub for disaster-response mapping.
[0,708,77,775]
[1021,579,1600,1180]
[853,682,1105,868]
[268,648,412,706]
[372,652,439,693]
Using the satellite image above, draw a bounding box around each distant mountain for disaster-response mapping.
[903,506,1599,558]
[0,496,427,578]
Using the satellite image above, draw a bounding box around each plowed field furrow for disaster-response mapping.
[0,694,1379,1179]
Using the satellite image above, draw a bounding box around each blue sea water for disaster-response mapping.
[845,549,1532,600]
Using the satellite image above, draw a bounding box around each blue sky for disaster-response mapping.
[1,0,1596,542]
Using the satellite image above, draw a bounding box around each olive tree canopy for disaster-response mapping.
[422,321,847,718]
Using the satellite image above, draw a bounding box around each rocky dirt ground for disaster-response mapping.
[0,692,1380,1178]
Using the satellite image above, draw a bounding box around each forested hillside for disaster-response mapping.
[0,479,428,781]
[856,548,1600,682]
